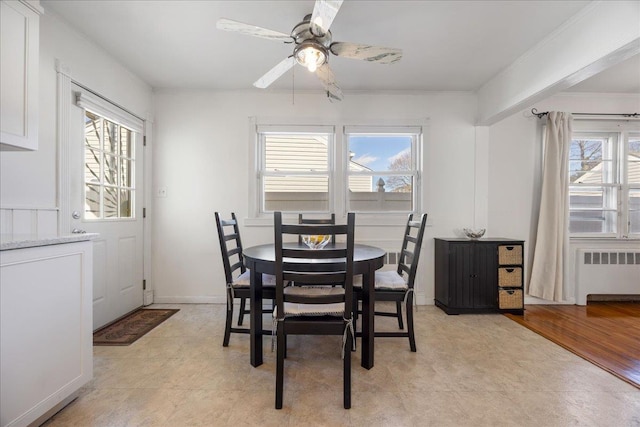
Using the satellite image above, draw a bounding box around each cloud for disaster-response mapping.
[352,154,377,166]
[388,147,411,163]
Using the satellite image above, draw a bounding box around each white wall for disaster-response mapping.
[7,6,637,307]
[152,90,481,304]
[488,92,640,304]
[0,8,152,216]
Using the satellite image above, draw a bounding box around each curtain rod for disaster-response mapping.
[531,108,639,119]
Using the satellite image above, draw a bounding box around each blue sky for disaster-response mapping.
[349,136,411,171]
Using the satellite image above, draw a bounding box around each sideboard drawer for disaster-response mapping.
[498,245,522,265]
[498,267,522,287]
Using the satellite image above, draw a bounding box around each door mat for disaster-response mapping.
[93,308,179,346]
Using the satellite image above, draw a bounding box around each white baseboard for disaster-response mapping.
[143,290,154,306]
[415,293,432,305]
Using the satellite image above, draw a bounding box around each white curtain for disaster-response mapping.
[528,112,573,301]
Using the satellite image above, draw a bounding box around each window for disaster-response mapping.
[84,110,136,219]
[253,123,423,218]
[345,127,420,212]
[569,122,640,238]
[257,126,333,213]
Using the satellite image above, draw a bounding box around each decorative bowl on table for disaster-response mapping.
[463,228,486,240]
[302,234,331,249]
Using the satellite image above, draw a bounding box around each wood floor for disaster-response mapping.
[505,302,640,389]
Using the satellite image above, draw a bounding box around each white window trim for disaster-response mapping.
[344,125,422,216]
[258,124,335,216]
[570,120,640,240]
[75,92,143,133]
[246,117,428,227]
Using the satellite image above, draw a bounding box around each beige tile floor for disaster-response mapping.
[43,303,640,427]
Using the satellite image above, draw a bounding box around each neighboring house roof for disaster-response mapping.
[574,153,640,184]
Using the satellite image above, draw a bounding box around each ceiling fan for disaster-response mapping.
[216,0,403,101]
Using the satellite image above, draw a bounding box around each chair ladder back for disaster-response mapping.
[275,212,355,316]
[397,213,428,289]
[215,212,246,284]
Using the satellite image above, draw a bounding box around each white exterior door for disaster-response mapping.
[69,85,145,330]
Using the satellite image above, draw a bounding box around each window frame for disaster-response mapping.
[255,124,335,216]
[248,119,425,225]
[569,120,640,240]
[82,108,137,221]
[343,126,422,214]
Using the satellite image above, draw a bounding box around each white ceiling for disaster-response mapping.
[42,0,639,94]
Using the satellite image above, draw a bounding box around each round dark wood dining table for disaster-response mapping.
[243,242,385,370]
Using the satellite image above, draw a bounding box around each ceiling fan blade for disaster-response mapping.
[316,63,343,102]
[330,42,402,64]
[310,0,344,36]
[216,18,292,43]
[253,57,296,89]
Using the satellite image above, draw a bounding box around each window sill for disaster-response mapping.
[244,213,432,228]
[570,236,640,243]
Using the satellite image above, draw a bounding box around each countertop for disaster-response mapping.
[0,233,99,251]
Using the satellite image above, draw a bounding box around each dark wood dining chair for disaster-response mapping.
[354,213,427,352]
[273,211,355,409]
[215,212,276,346]
[297,213,336,244]
[296,213,337,287]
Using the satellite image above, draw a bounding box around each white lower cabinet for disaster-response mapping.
[0,241,93,427]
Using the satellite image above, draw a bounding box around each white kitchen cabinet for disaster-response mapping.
[0,238,93,427]
[0,0,42,151]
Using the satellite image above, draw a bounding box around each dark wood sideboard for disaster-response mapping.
[434,238,525,315]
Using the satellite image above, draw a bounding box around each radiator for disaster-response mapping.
[575,249,640,305]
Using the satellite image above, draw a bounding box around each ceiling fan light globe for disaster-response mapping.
[294,42,327,73]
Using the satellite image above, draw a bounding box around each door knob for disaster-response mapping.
[72,211,81,219]
[72,228,86,234]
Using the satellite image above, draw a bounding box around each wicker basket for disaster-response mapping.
[498,267,522,287]
[499,289,523,309]
[498,245,522,265]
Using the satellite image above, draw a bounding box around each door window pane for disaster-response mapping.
[84,110,135,219]
[103,186,119,218]
[121,159,132,187]
[120,127,132,158]
[85,147,100,184]
[103,154,118,185]
[85,184,100,219]
[119,189,132,217]
[103,119,118,154]
[85,111,101,149]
